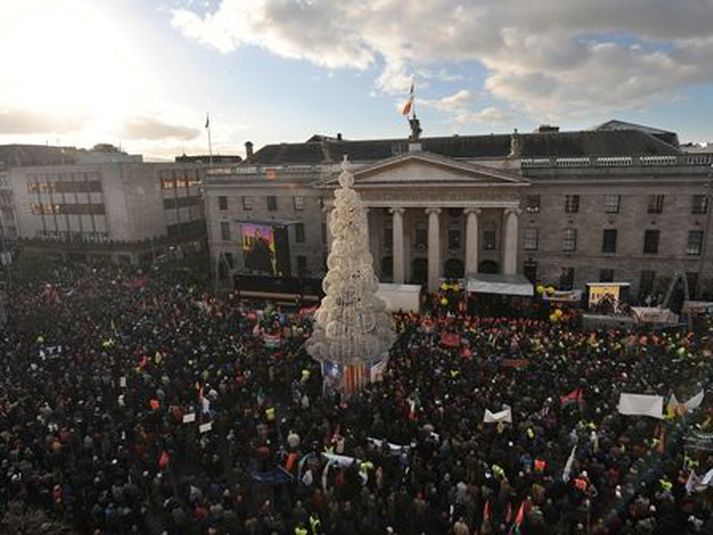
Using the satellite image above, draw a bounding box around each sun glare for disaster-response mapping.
[1,0,152,128]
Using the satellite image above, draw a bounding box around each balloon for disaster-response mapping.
[546,286,555,295]
[536,285,545,295]
[440,297,449,306]
[549,313,558,323]
[554,309,563,318]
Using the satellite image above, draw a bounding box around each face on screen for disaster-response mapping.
[242,224,277,275]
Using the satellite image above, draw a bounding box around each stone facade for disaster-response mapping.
[521,155,713,297]
[205,171,325,279]
[204,130,713,301]
[6,158,207,264]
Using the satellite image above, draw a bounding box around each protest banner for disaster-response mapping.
[685,430,713,452]
[618,393,664,419]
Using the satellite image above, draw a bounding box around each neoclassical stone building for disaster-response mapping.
[204,121,713,299]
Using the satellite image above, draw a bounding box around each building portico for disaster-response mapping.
[321,150,529,291]
[364,202,522,290]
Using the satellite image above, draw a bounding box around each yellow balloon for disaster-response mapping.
[555,309,563,318]
[546,286,555,295]
[440,297,449,306]
[549,313,559,323]
[536,285,545,295]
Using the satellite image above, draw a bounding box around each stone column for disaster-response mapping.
[363,207,370,251]
[390,207,405,283]
[366,207,379,272]
[503,207,520,275]
[464,207,481,276]
[323,206,333,253]
[426,207,441,292]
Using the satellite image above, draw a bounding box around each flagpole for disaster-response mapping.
[411,77,416,119]
[206,112,213,167]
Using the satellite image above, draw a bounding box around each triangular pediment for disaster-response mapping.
[321,151,527,187]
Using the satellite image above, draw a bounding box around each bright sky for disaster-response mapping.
[1,0,713,160]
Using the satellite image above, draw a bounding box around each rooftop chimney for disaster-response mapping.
[535,124,559,133]
[245,141,254,160]
[336,133,342,141]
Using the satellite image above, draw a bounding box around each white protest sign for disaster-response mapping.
[484,407,512,424]
[618,393,663,419]
[199,421,213,433]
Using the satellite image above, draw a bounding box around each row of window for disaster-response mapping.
[27,178,102,194]
[167,219,206,238]
[382,225,497,251]
[523,227,705,255]
[30,202,106,216]
[160,172,201,190]
[525,194,708,215]
[218,195,305,212]
[221,218,705,257]
[219,192,708,220]
[35,230,110,243]
[163,196,202,210]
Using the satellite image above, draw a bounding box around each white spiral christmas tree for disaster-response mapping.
[306,157,395,373]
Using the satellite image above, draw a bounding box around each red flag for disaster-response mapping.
[560,388,583,407]
[343,364,365,396]
[285,452,299,473]
[408,399,417,421]
[158,450,170,469]
[440,332,460,347]
[511,500,527,531]
[483,499,491,522]
[150,399,160,411]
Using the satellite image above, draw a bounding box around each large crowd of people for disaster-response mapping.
[1,262,713,534]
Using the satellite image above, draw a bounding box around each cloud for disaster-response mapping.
[171,0,374,69]
[171,0,713,121]
[419,90,478,113]
[0,109,86,134]
[121,116,201,140]
[466,107,513,125]
[418,90,511,126]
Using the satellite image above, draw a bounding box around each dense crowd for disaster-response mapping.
[2,263,713,534]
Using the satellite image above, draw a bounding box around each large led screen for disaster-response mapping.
[241,223,291,277]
